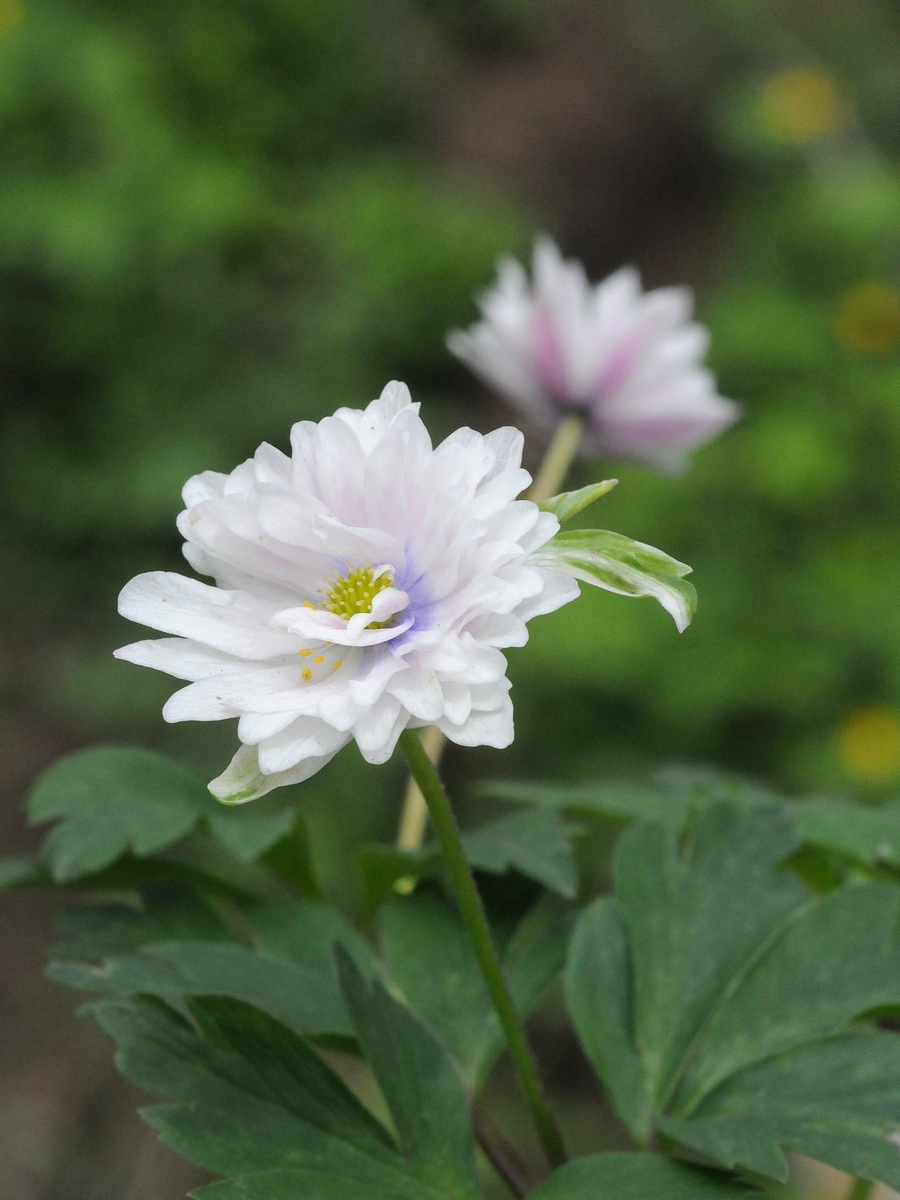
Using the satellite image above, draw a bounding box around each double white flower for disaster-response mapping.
[116,384,580,802]
[448,238,739,473]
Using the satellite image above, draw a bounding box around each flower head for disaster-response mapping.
[448,237,739,473]
[115,383,578,802]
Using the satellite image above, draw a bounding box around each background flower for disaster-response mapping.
[114,383,578,801]
[448,237,739,473]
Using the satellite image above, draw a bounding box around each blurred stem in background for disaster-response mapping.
[398,727,568,1171]
[395,414,585,851]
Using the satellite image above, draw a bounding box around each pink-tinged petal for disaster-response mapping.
[450,237,738,470]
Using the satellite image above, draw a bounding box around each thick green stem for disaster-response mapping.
[398,729,567,1170]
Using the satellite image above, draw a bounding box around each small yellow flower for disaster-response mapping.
[759,68,848,144]
[836,705,900,783]
[836,282,900,354]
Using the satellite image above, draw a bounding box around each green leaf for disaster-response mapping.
[359,808,579,912]
[240,897,377,985]
[337,951,480,1199]
[658,1031,900,1187]
[380,889,571,1086]
[527,1153,762,1200]
[791,797,900,868]
[29,747,209,882]
[527,528,696,631]
[357,844,440,915]
[537,480,618,523]
[50,898,376,1041]
[566,800,900,1188]
[257,820,323,898]
[51,884,237,959]
[93,994,448,1200]
[51,941,358,1038]
[206,795,300,864]
[475,779,689,828]
[27,746,301,883]
[461,808,580,897]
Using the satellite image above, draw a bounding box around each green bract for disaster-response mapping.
[528,529,697,632]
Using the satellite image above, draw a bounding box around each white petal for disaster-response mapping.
[209,741,345,804]
[114,637,242,682]
[353,696,404,762]
[119,573,300,659]
[439,695,514,748]
[257,716,348,773]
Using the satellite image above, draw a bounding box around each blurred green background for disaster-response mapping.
[5,0,900,902]
[4,2,900,1197]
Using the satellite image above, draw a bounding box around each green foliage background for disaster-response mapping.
[5,0,900,902]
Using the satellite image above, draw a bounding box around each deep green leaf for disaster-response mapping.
[537,480,618,523]
[357,844,440,915]
[51,939,357,1038]
[381,890,570,1086]
[52,884,237,959]
[206,796,300,864]
[240,897,377,983]
[475,779,689,827]
[565,898,646,1137]
[527,1153,761,1199]
[615,804,805,1116]
[659,1031,900,1187]
[337,950,480,1199]
[792,797,900,868]
[93,994,439,1199]
[566,800,900,1188]
[26,746,302,883]
[674,883,900,1109]
[29,747,209,882]
[461,808,580,897]
[258,820,323,898]
[527,528,696,631]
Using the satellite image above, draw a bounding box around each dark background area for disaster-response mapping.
[3,1,900,1195]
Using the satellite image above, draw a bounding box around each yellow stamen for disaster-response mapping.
[299,649,312,657]
[322,563,395,629]
[333,660,342,671]
[314,655,325,664]
[302,668,312,682]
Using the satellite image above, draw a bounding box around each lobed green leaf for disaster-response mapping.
[566,800,900,1188]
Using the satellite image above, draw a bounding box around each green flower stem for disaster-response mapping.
[528,413,584,504]
[394,413,585,854]
[398,728,568,1170]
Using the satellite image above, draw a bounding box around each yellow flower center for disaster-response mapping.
[321,564,395,627]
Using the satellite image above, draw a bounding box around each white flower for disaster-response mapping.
[447,237,739,473]
[114,383,579,802]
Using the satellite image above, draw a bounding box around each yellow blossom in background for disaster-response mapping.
[0,0,22,35]
[836,282,900,353]
[836,705,900,783]
[759,68,848,144]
